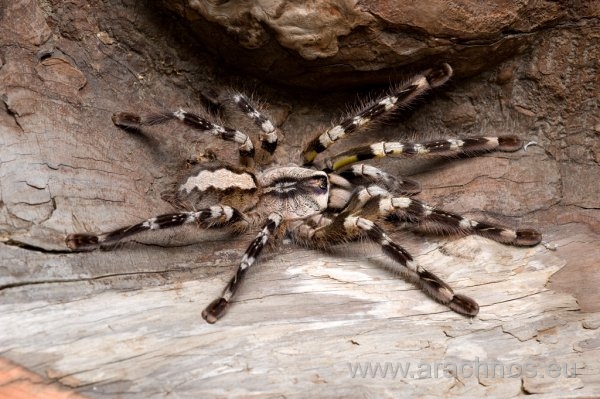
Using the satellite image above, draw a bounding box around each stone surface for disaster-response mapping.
[1,1,599,398]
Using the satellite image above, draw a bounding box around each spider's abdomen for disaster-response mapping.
[258,166,329,220]
[174,163,259,211]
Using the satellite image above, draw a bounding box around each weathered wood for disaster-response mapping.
[1,1,599,398]
[0,357,89,399]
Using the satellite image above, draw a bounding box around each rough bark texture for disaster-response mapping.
[162,0,596,88]
[0,1,599,398]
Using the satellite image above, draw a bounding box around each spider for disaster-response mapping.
[66,64,541,323]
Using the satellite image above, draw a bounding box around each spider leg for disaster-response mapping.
[231,93,279,156]
[303,63,452,164]
[202,212,282,323]
[292,210,479,316]
[112,110,255,167]
[355,186,542,246]
[65,205,248,251]
[335,164,421,195]
[326,135,524,171]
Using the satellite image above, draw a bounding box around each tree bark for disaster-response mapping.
[0,1,599,397]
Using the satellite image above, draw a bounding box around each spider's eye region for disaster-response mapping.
[309,176,329,193]
[269,175,328,195]
[273,179,298,193]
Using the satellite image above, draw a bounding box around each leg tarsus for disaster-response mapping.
[471,222,542,247]
[448,294,479,317]
[416,268,478,316]
[202,298,229,324]
[65,233,99,251]
[426,63,453,88]
[497,135,524,151]
[112,112,140,127]
[515,228,542,246]
[112,112,174,132]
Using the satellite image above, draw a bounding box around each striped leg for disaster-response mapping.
[232,93,279,156]
[65,205,247,251]
[335,164,421,195]
[326,135,524,171]
[294,212,479,316]
[303,64,453,164]
[202,212,282,323]
[375,193,542,246]
[112,110,255,167]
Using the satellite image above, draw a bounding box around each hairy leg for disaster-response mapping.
[66,205,247,251]
[112,110,256,167]
[292,211,479,316]
[334,164,421,195]
[303,64,453,164]
[326,135,524,171]
[202,212,283,323]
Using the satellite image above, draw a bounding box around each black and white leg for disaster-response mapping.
[65,205,247,251]
[112,110,255,166]
[231,93,279,155]
[303,63,453,164]
[335,164,421,195]
[325,135,524,171]
[370,190,542,246]
[202,212,282,323]
[293,211,479,316]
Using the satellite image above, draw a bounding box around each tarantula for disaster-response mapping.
[66,64,541,323]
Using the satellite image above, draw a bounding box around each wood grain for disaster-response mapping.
[1,1,599,398]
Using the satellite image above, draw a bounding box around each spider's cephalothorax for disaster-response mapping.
[66,64,542,323]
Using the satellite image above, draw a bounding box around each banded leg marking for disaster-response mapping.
[377,194,541,247]
[303,64,453,164]
[232,93,279,154]
[349,216,479,316]
[202,212,283,323]
[336,164,421,194]
[65,206,246,251]
[296,213,478,316]
[328,135,524,171]
[112,110,255,166]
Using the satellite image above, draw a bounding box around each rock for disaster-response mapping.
[160,0,597,87]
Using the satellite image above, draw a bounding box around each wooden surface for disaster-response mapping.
[0,357,90,399]
[1,225,599,397]
[1,1,599,398]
